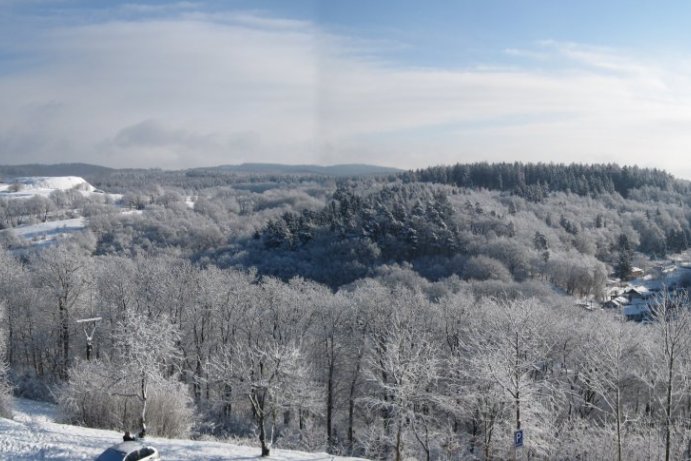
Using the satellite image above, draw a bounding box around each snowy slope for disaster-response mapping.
[0,176,129,248]
[0,398,366,461]
[9,217,87,243]
[0,176,96,198]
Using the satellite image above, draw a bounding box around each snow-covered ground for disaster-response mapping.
[8,217,87,244]
[0,176,131,247]
[0,398,365,461]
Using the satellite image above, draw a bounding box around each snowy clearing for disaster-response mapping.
[8,217,87,243]
[0,398,366,461]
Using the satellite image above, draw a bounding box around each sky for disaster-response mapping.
[2,1,691,177]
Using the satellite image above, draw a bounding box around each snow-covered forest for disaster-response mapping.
[2,163,691,459]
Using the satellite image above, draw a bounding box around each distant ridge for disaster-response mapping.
[212,163,403,176]
[0,162,402,178]
[0,163,114,178]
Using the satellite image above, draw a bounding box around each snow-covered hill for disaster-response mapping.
[0,176,130,248]
[0,176,97,198]
[0,398,366,461]
[7,176,95,191]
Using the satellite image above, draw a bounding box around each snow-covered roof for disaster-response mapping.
[606,286,626,298]
[625,285,651,296]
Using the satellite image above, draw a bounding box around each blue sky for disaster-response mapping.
[2,1,691,178]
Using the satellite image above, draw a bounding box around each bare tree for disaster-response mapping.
[35,244,93,379]
[580,316,645,461]
[211,341,314,457]
[363,324,440,461]
[0,300,12,417]
[312,291,348,452]
[461,298,556,458]
[112,309,181,438]
[0,248,22,367]
[640,289,691,461]
[207,277,319,457]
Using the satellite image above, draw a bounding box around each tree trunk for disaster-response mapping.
[348,346,364,451]
[59,297,69,380]
[514,331,521,431]
[222,384,232,418]
[616,386,622,461]
[665,350,674,461]
[139,373,148,438]
[193,358,203,402]
[259,409,270,456]
[253,389,270,457]
[326,344,335,452]
[394,421,402,461]
[7,313,13,366]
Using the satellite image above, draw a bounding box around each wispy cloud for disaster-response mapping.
[2,6,691,177]
[503,48,551,61]
[119,2,200,14]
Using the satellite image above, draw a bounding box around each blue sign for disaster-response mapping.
[514,429,524,448]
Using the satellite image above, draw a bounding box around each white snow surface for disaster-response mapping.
[0,398,366,461]
[9,217,87,243]
[0,176,96,198]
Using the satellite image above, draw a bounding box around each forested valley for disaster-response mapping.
[2,162,691,459]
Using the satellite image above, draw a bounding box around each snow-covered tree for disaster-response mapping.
[211,341,315,457]
[0,300,12,418]
[459,298,558,458]
[111,309,182,438]
[34,244,93,379]
[363,324,440,461]
[580,317,645,461]
[639,290,691,461]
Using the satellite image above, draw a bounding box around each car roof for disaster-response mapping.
[95,442,151,461]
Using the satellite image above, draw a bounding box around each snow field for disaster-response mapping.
[0,398,366,461]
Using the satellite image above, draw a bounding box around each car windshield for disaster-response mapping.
[95,447,128,461]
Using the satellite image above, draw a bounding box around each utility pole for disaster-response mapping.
[76,317,102,360]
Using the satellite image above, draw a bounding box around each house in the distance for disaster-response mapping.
[603,295,628,309]
[604,263,691,319]
[630,266,645,278]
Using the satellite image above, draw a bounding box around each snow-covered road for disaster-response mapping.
[0,398,365,461]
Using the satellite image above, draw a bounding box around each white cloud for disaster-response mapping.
[2,9,691,178]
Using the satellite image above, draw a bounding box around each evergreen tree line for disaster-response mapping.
[404,162,686,200]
